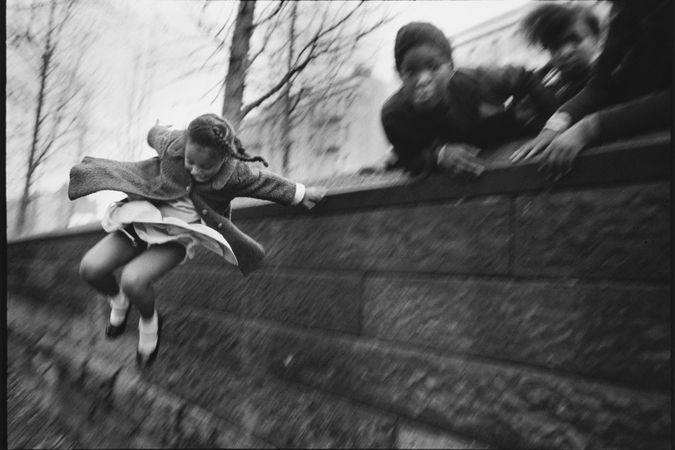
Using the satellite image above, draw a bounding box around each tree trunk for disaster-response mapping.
[222,0,256,129]
[280,1,297,175]
[16,0,56,235]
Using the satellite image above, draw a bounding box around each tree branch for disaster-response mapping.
[240,52,316,118]
[252,0,286,28]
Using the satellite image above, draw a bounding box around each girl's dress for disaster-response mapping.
[102,197,238,265]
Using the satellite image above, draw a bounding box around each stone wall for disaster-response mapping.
[7,132,671,448]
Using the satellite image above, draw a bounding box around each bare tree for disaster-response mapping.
[189,0,390,136]
[280,1,298,174]
[7,0,99,235]
[222,0,257,127]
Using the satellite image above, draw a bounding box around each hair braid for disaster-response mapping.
[232,137,269,167]
[188,113,269,168]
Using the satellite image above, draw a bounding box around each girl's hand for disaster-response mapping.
[302,186,327,210]
[437,143,485,177]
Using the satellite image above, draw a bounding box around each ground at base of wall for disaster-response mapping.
[7,336,161,449]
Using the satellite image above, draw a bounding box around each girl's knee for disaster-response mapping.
[79,254,108,284]
[119,268,151,298]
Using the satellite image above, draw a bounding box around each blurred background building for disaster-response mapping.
[238,67,391,183]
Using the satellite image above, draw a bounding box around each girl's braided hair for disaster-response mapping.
[187,113,268,167]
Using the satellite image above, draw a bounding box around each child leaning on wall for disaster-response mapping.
[380,22,559,179]
[519,3,603,106]
[68,113,326,368]
[511,0,672,179]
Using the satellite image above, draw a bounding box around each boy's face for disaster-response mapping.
[399,45,454,112]
[550,20,599,78]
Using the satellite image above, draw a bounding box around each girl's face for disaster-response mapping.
[399,45,454,112]
[184,139,226,183]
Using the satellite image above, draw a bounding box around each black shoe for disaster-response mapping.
[105,307,130,339]
[136,313,162,368]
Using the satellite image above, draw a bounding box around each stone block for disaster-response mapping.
[363,275,671,389]
[110,369,145,419]
[238,196,510,274]
[396,422,490,449]
[8,260,93,315]
[179,404,274,448]
[271,330,671,450]
[157,267,362,334]
[111,370,185,446]
[8,233,102,268]
[142,337,397,449]
[159,310,670,449]
[515,183,671,280]
[82,355,121,399]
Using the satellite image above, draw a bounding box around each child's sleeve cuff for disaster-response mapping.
[292,183,306,205]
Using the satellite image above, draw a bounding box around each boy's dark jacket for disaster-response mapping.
[381,65,558,175]
[69,125,299,276]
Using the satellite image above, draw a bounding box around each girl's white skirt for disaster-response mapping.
[101,200,238,266]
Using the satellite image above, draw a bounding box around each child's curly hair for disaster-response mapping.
[520,4,600,52]
[187,113,268,167]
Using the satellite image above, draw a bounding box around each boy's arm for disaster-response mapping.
[381,92,439,175]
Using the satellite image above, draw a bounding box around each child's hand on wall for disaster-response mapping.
[437,143,485,177]
[302,187,327,210]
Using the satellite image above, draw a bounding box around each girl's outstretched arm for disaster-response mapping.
[228,161,324,208]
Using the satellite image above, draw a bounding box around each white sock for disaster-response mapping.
[138,310,158,355]
[108,292,129,326]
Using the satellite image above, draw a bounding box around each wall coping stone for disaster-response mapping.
[9,130,670,244]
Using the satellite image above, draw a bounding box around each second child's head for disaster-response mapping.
[395,22,455,113]
[521,4,601,79]
[185,113,267,183]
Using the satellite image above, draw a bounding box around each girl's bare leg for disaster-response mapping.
[79,231,143,296]
[119,242,186,319]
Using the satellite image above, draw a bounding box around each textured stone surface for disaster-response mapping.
[396,422,490,449]
[515,183,671,280]
[237,196,510,274]
[8,299,274,449]
[7,333,163,449]
[8,296,397,449]
[157,308,670,450]
[7,338,81,449]
[8,233,103,267]
[155,267,362,333]
[7,258,96,317]
[145,336,398,449]
[363,275,671,389]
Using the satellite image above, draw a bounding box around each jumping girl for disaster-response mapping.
[68,113,325,367]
